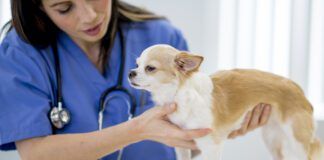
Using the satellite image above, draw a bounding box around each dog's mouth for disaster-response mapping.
[131,82,140,87]
[130,82,150,89]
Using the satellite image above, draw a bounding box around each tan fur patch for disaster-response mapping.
[209,69,321,158]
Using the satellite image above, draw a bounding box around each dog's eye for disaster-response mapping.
[145,65,156,72]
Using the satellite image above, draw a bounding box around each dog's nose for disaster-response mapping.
[129,71,137,79]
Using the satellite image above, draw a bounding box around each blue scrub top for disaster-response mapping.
[0,19,188,160]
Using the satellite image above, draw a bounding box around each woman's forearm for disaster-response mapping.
[16,119,142,160]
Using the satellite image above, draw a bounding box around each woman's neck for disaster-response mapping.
[72,37,103,73]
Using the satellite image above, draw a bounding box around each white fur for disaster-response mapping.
[195,135,223,160]
[150,72,217,160]
[152,72,214,130]
[262,114,308,160]
[175,148,191,160]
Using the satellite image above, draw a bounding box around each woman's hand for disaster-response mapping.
[228,103,272,139]
[133,104,211,150]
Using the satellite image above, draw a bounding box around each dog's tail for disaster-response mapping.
[309,138,324,160]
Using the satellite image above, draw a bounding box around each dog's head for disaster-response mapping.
[128,44,204,92]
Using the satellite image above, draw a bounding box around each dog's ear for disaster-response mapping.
[174,52,204,74]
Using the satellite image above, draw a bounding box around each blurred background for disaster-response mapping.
[1,0,323,159]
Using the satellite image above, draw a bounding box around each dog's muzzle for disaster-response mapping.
[128,70,137,79]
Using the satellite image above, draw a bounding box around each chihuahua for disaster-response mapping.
[128,44,324,160]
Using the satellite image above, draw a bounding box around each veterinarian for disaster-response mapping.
[0,0,272,159]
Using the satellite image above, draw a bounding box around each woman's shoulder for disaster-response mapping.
[136,19,176,29]
[0,29,53,80]
[2,29,30,49]
[128,19,182,35]
[125,19,188,50]
[0,29,48,59]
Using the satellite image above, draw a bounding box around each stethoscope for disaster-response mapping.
[49,26,136,160]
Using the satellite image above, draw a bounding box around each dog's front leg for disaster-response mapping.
[175,147,192,160]
[195,135,223,160]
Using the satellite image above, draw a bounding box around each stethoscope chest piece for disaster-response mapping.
[50,106,71,129]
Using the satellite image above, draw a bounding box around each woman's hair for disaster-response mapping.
[1,0,164,71]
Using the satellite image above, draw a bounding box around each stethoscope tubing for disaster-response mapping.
[98,93,132,160]
[51,25,137,160]
[97,26,136,160]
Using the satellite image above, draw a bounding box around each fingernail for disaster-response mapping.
[265,105,271,111]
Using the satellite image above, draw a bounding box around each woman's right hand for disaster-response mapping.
[133,104,212,150]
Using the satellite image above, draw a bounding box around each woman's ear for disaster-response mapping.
[174,52,204,74]
[38,2,45,12]
[39,6,45,12]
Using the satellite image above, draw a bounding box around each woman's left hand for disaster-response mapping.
[228,103,272,139]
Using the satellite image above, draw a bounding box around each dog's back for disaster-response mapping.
[210,69,323,160]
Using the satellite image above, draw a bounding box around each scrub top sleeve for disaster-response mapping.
[0,45,53,150]
[170,27,189,52]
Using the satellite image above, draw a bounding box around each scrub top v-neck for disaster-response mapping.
[0,19,188,160]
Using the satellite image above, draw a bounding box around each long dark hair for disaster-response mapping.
[1,0,164,71]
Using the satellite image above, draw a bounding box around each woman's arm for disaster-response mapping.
[16,119,140,160]
[16,104,210,160]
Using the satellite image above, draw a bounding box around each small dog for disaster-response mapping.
[128,44,324,160]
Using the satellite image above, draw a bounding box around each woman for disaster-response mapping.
[0,0,271,159]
